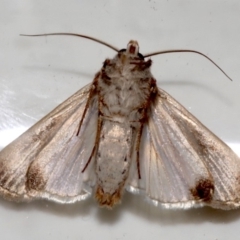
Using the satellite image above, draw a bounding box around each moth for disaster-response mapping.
[0,33,239,210]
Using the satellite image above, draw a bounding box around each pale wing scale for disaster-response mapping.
[0,84,98,203]
[27,96,98,203]
[147,100,210,208]
[126,139,144,194]
[157,88,240,209]
[128,88,240,209]
[126,105,207,207]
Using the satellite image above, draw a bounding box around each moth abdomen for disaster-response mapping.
[95,120,133,208]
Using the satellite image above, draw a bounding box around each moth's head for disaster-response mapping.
[118,40,144,60]
[126,40,139,56]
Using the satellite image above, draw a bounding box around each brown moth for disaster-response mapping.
[0,33,239,209]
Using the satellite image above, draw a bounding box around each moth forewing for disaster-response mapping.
[131,88,240,210]
[0,34,239,210]
[0,84,98,203]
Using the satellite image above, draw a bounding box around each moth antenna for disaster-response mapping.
[20,33,119,52]
[144,49,232,81]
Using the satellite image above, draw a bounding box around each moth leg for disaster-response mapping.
[76,81,97,136]
[135,124,144,179]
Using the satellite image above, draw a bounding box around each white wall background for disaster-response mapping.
[0,1,240,240]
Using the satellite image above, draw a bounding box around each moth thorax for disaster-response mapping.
[127,40,139,56]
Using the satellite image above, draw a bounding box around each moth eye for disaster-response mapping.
[118,48,126,53]
[137,53,144,59]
